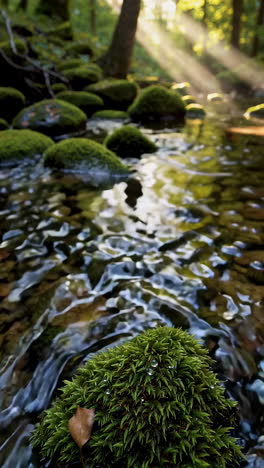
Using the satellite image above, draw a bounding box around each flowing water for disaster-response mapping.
[0,106,264,467]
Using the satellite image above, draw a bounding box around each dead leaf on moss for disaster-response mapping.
[68,406,95,449]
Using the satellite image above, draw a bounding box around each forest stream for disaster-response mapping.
[0,105,264,467]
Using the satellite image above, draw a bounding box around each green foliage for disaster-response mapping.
[186,103,206,119]
[43,137,130,175]
[63,65,102,90]
[56,91,103,116]
[92,110,129,120]
[0,129,53,166]
[13,99,87,136]
[0,118,8,130]
[105,125,157,159]
[129,85,185,123]
[0,87,25,121]
[32,327,242,467]
[85,79,138,110]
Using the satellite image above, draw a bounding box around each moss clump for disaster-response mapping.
[182,95,196,106]
[47,21,73,40]
[171,82,191,95]
[105,126,157,159]
[93,110,129,120]
[65,40,94,57]
[51,83,68,93]
[56,91,103,116]
[129,85,185,122]
[244,103,264,122]
[31,326,242,467]
[0,129,53,166]
[0,38,27,57]
[85,79,138,110]
[207,93,225,102]
[13,99,86,137]
[57,58,85,72]
[63,65,102,89]
[0,118,8,130]
[0,87,26,121]
[186,103,206,119]
[43,138,130,175]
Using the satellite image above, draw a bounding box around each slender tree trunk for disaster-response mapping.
[90,0,96,35]
[231,0,243,48]
[99,0,141,78]
[251,0,264,56]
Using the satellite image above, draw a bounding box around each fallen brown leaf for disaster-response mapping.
[227,126,264,136]
[68,406,95,449]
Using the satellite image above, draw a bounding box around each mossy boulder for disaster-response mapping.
[0,118,8,130]
[31,326,242,467]
[105,126,157,159]
[171,82,191,96]
[244,103,264,122]
[129,85,185,123]
[43,138,130,176]
[57,58,85,72]
[0,129,53,167]
[51,83,68,93]
[182,95,196,106]
[47,21,73,40]
[0,87,26,121]
[186,103,206,120]
[56,91,103,116]
[63,65,102,90]
[0,38,27,58]
[93,110,129,120]
[13,99,86,137]
[65,40,94,57]
[85,79,138,110]
[207,93,225,102]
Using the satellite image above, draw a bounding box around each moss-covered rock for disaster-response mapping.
[129,85,185,122]
[57,58,85,72]
[92,110,129,120]
[56,91,103,116]
[105,125,157,158]
[47,21,73,40]
[85,79,138,110]
[65,40,94,57]
[0,38,27,58]
[43,138,130,176]
[182,95,196,106]
[0,87,26,121]
[186,103,206,120]
[31,326,242,467]
[244,103,264,122]
[13,99,86,137]
[171,82,191,95]
[0,129,53,166]
[0,118,8,130]
[51,83,68,93]
[63,65,102,90]
[207,93,225,102]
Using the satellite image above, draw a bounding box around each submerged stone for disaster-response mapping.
[44,138,130,176]
[12,99,87,136]
[186,103,206,119]
[85,79,138,110]
[31,327,242,467]
[244,104,264,122]
[0,87,26,121]
[56,91,103,116]
[0,129,53,166]
[105,125,157,158]
[129,85,185,122]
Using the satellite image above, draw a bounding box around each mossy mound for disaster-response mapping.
[129,85,185,122]
[93,110,129,120]
[63,65,102,90]
[0,38,27,58]
[85,79,138,110]
[31,326,242,467]
[65,40,94,57]
[51,83,68,93]
[0,118,8,130]
[47,21,73,40]
[244,103,264,122]
[171,82,191,96]
[182,95,196,106]
[105,126,157,158]
[186,103,206,120]
[43,138,130,175]
[57,58,85,72]
[207,93,225,102]
[0,129,53,167]
[13,99,86,137]
[56,91,103,116]
[0,87,26,121]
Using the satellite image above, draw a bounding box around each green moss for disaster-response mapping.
[51,83,68,93]
[63,65,102,89]
[182,95,196,106]
[65,40,94,57]
[0,87,26,122]
[105,126,157,158]
[186,103,206,119]
[0,129,53,166]
[57,58,85,72]
[12,99,87,137]
[56,91,103,116]
[0,38,27,57]
[129,85,185,122]
[244,103,264,121]
[43,138,130,175]
[207,93,225,102]
[92,110,129,120]
[85,79,138,110]
[0,118,8,130]
[47,21,73,40]
[31,326,242,467]
[171,82,191,96]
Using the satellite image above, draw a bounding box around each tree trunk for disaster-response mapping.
[231,0,243,48]
[90,0,96,35]
[251,0,264,56]
[36,0,69,20]
[98,0,141,78]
